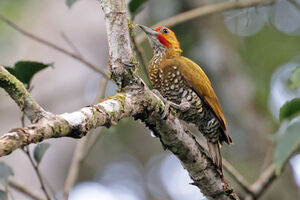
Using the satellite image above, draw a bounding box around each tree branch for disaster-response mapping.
[250,164,276,198]
[61,137,89,200]
[135,0,277,44]
[0,13,109,79]
[8,178,45,200]
[0,66,47,123]
[23,147,50,200]
[223,159,254,196]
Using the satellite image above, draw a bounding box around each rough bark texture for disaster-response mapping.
[0,66,47,123]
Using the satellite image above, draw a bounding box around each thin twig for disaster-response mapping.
[7,187,15,200]
[83,128,104,158]
[223,159,255,196]
[61,139,88,200]
[195,136,254,196]
[8,178,45,200]
[60,31,83,57]
[0,13,109,79]
[251,164,276,199]
[135,0,276,44]
[23,147,50,200]
[62,78,109,200]
[260,146,273,173]
[41,174,57,200]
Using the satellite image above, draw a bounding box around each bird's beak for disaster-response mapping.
[139,25,158,36]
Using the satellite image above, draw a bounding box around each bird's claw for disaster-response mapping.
[177,101,191,112]
[151,89,170,119]
[160,101,169,119]
[152,89,191,119]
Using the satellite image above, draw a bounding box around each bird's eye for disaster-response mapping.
[162,28,169,34]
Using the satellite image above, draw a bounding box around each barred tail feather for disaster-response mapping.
[207,141,222,172]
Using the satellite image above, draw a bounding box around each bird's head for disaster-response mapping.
[139,25,182,55]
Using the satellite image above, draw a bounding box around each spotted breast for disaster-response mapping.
[151,56,222,142]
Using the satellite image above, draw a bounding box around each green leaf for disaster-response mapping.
[0,162,14,184]
[34,143,50,165]
[279,98,300,122]
[273,121,300,175]
[129,0,149,18]
[66,0,79,8]
[289,65,300,89]
[5,61,52,89]
[0,190,6,200]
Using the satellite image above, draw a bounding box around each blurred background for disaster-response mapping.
[0,0,300,199]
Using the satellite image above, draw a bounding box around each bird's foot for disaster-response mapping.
[152,89,191,119]
[161,100,191,119]
[170,99,191,112]
[151,89,171,119]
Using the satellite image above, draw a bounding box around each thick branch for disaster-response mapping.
[0,90,143,156]
[135,0,277,44]
[100,0,137,87]
[0,66,47,123]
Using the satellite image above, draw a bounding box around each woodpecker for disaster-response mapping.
[139,25,232,171]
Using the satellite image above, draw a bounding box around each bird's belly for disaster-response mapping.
[179,104,221,142]
[158,77,221,142]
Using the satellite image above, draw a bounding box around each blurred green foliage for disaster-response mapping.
[274,121,300,175]
[279,98,300,121]
[0,0,29,28]
[0,162,14,184]
[34,143,51,165]
[66,0,79,8]
[240,25,300,112]
[289,65,300,89]
[0,190,6,200]
[129,0,149,19]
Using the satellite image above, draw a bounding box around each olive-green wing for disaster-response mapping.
[162,56,227,131]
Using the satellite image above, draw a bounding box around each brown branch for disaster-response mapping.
[23,147,50,200]
[135,0,277,44]
[8,178,45,200]
[223,159,254,196]
[0,13,109,79]
[196,137,254,196]
[0,66,47,123]
[61,138,88,200]
[250,164,276,199]
[60,31,83,58]
[249,147,299,199]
